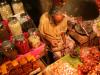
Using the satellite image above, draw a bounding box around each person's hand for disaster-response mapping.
[50,40,58,47]
[51,40,64,51]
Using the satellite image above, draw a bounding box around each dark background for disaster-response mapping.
[0,0,99,26]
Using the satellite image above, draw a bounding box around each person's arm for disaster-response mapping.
[38,13,58,47]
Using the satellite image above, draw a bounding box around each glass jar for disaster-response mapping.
[12,0,25,14]
[14,34,30,54]
[8,17,22,37]
[28,28,41,48]
[2,40,18,60]
[0,23,10,41]
[19,13,36,32]
[0,1,13,20]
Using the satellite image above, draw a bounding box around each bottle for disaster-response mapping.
[8,17,22,37]
[12,0,25,14]
[0,1,13,20]
[2,40,18,60]
[14,34,30,54]
[19,13,36,32]
[0,22,10,41]
[28,28,41,48]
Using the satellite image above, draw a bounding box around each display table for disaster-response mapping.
[0,43,46,75]
[39,55,81,75]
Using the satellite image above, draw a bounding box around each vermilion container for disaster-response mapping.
[14,34,30,54]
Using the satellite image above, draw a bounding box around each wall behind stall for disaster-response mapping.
[39,0,52,13]
[22,0,42,27]
[25,0,52,26]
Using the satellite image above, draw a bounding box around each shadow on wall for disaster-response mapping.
[79,0,99,20]
[66,0,99,20]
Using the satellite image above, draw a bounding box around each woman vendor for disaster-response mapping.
[38,6,76,59]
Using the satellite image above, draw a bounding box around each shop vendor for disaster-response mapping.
[38,6,76,59]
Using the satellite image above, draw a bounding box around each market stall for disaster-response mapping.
[0,0,48,75]
[0,0,100,75]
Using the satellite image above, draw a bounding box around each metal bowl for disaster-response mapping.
[75,21,93,35]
